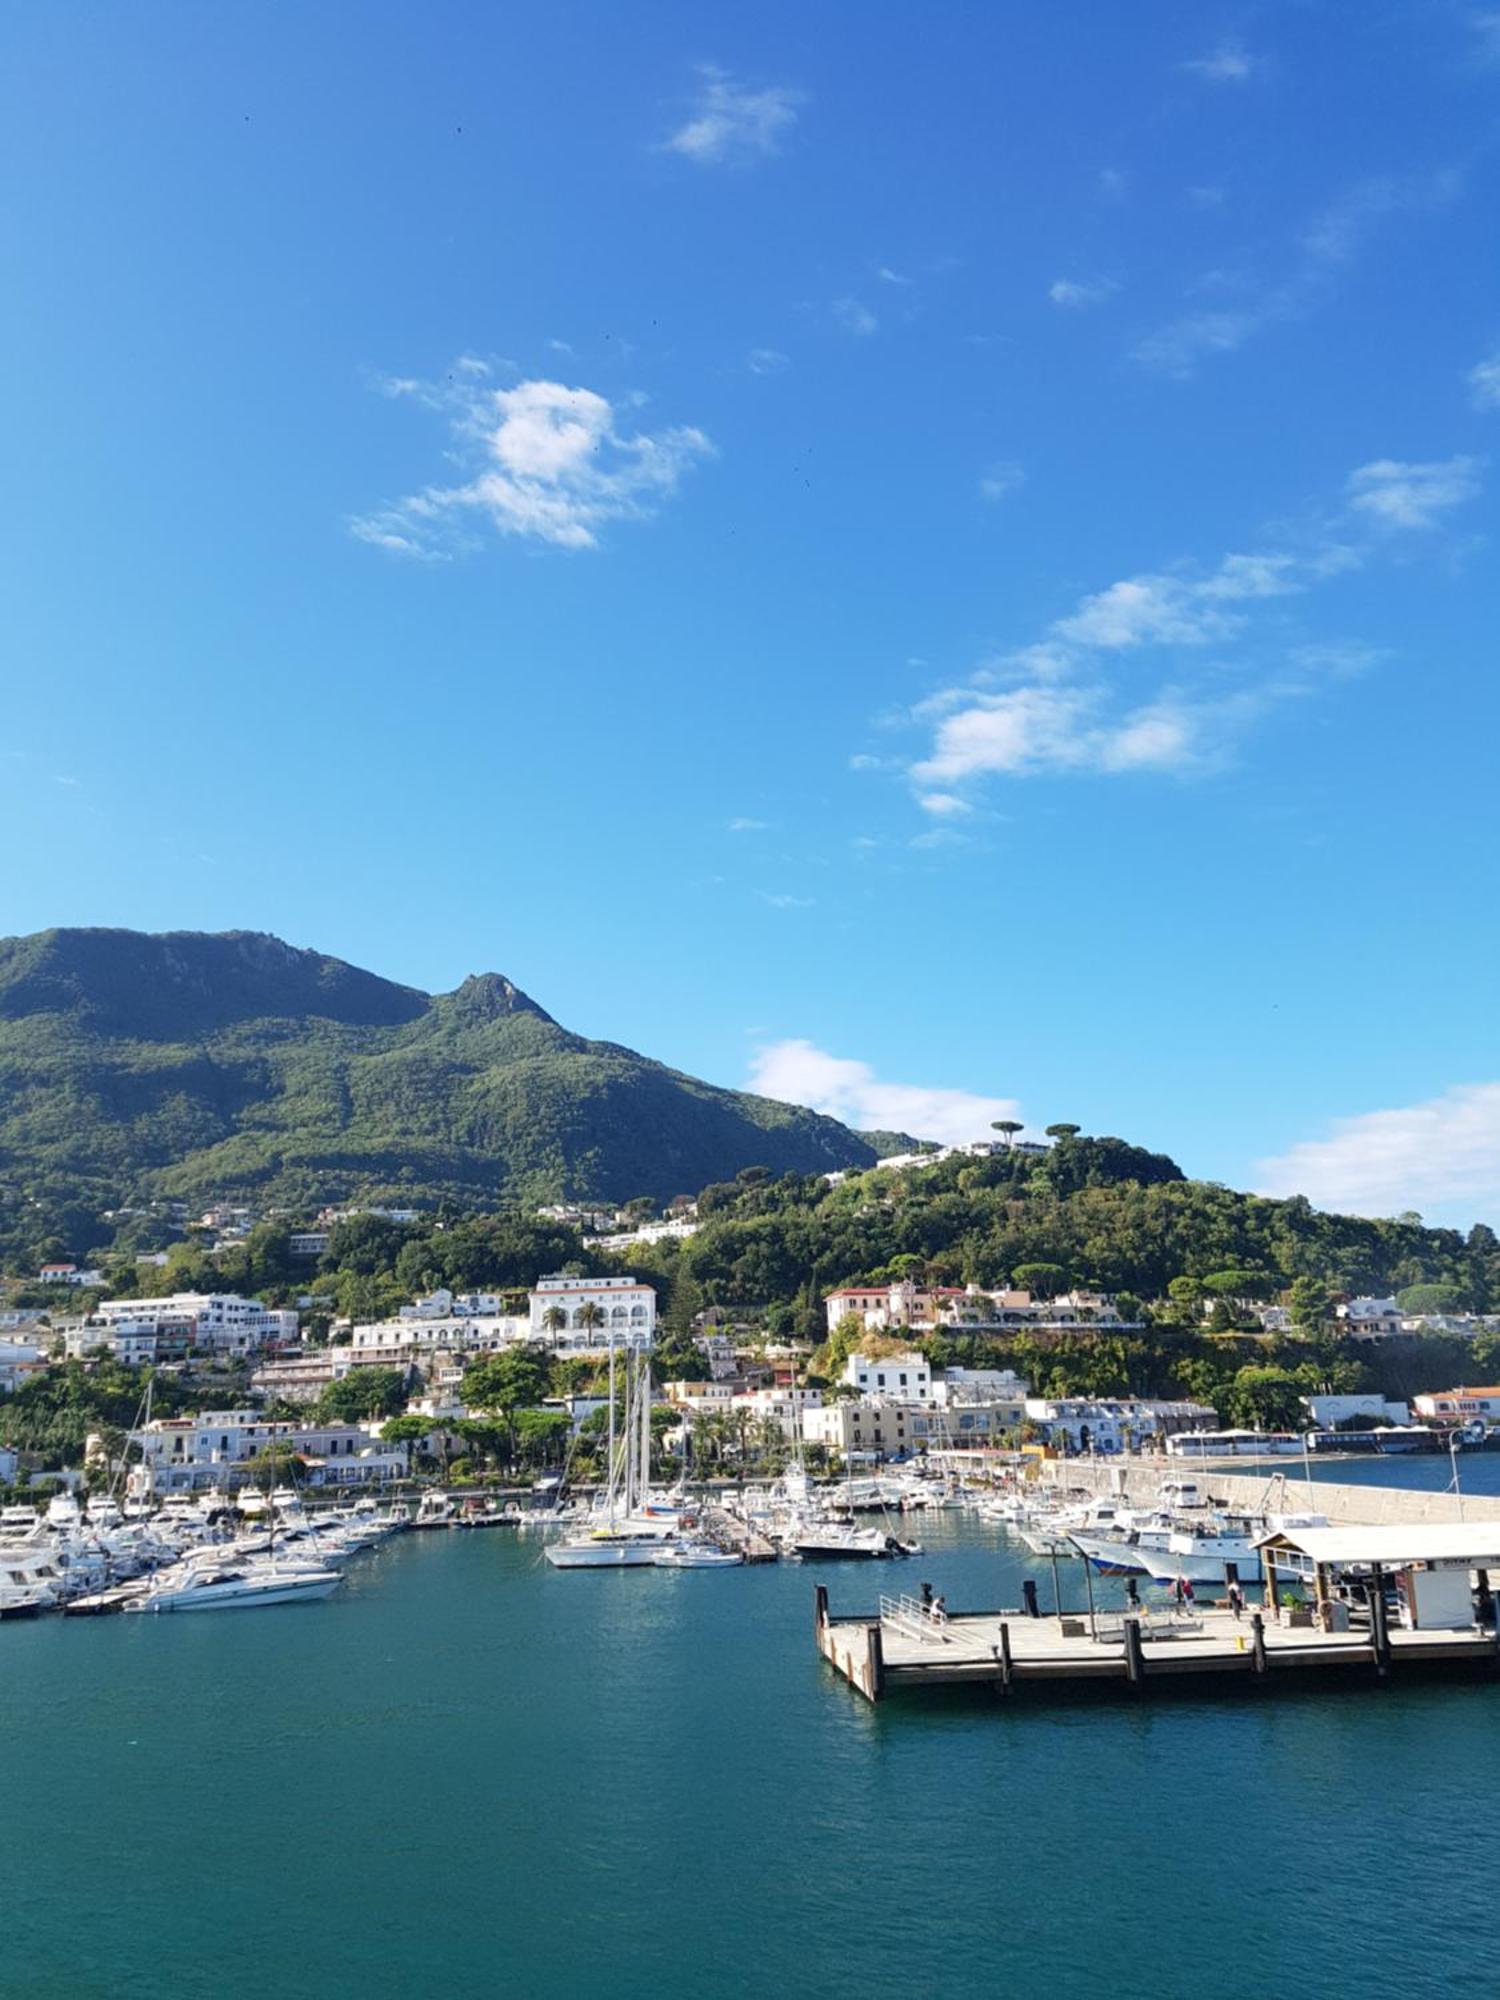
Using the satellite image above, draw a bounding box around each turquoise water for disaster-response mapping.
[5,1512,1500,2000]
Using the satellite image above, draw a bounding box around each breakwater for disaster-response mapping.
[1041,1455,1494,1525]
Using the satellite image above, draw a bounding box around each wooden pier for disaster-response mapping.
[703,1506,778,1562]
[814,1586,1500,1702]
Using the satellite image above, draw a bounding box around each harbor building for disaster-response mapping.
[1412,1386,1500,1427]
[841,1350,932,1400]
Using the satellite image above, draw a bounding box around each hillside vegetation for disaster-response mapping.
[0,927,880,1252]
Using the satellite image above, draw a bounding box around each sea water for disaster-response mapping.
[4,1492,1500,2000]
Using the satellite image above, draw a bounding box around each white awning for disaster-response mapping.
[1256,1522,1500,1568]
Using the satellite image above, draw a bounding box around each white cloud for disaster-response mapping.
[662,67,803,165]
[727,816,768,832]
[916,792,972,817]
[979,459,1025,502]
[1049,277,1119,309]
[1132,309,1263,376]
[748,347,790,375]
[756,891,815,909]
[747,1038,1021,1147]
[353,373,713,554]
[1468,351,1500,411]
[1182,41,1256,81]
[877,266,912,286]
[832,297,878,337]
[1135,173,1458,377]
[897,459,1466,801]
[1257,1083,1500,1227]
[1345,456,1482,531]
[912,685,1220,784]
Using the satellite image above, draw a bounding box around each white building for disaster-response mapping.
[1337,1297,1404,1340]
[841,1350,932,1401]
[1303,1393,1411,1430]
[399,1289,508,1320]
[344,1315,530,1367]
[931,1366,1030,1407]
[529,1275,655,1348]
[825,1280,1135,1338]
[0,1339,46,1394]
[289,1232,330,1257]
[249,1349,350,1405]
[63,1323,159,1367]
[1413,1386,1500,1426]
[0,1446,17,1485]
[37,1263,104,1287]
[96,1292,298,1356]
[1024,1397,1218,1452]
[130,1410,408,1492]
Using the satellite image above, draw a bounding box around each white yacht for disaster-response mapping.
[791,1522,915,1560]
[0,1548,66,1617]
[132,1561,343,1612]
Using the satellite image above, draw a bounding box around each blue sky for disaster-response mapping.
[4,3,1499,1224]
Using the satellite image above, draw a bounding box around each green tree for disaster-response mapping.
[1227,1365,1306,1431]
[1044,1123,1082,1141]
[1013,1262,1068,1300]
[315,1369,408,1424]
[991,1121,1024,1148]
[1288,1276,1331,1334]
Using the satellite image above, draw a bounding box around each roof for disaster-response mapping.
[1257,1522,1500,1567]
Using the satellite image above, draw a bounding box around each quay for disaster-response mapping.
[815,1587,1500,1702]
[701,1504,778,1562]
[815,1516,1500,1703]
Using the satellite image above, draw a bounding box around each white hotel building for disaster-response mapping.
[529,1275,655,1348]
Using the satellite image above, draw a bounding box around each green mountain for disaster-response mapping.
[0,928,884,1233]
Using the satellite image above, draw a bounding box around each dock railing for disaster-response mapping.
[879,1593,953,1644]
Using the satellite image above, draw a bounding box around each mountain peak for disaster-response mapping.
[446,972,555,1025]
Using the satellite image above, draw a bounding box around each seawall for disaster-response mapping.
[1040,1455,1496,1526]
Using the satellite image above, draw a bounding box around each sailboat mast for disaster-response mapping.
[606,1328,618,1519]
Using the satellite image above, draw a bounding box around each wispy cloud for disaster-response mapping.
[916,792,972,818]
[1345,456,1482,531]
[877,266,912,287]
[1469,350,1500,411]
[727,816,769,833]
[353,371,713,555]
[1182,41,1257,82]
[661,66,804,165]
[1134,172,1460,377]
[1257,1081,1500,1227]
[978,460,1025,502]
[832,297,878,337]
[747,347,790,376]
[756,891,815,909]
[1049,276,1119,309]
[748,1038,1020,1146]
[899,457,1480,796]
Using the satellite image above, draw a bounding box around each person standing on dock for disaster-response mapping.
[1228,1579,1245,1621]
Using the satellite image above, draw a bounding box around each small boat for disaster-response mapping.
[792,1525,917,1560]
[411,1493,456,1531]
[650,1542,744,1568]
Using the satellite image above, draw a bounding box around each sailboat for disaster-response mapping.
[545,1330,675,1569]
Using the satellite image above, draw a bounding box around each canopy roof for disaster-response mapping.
[1256,1522,1500,1568]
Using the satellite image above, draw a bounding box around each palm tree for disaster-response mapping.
[574,1301,607,1344]
[540,1304,567,1343]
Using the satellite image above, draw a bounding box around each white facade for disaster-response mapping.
[0,1340,46,1394]
[841,1351,932,1401]
[399,1289,507,1320]
[1303,1393,1411,1429]
[96,1292,298,1355]
[529,1275,655,1348]
[345,1315,530,1363]
[64,1323,159,1366]
[931,1367,1030,1407]
[130,1410,408,1491]
[38,1264,103,1287]
[1337,1297,1404,1339]
[1025,1397,1218,1451]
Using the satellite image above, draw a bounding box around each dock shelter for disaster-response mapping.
[1257,1522,1500,1632]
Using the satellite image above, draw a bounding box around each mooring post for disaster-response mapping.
[1369,1569,1390,1676]
[997,1619,1013,1691]
[866,1619,886,1701]
[814,1583,829,1637]
[1250,1610,1267,1674]
[1123,1614,1146,1687]
[1022,1577,1040,1619]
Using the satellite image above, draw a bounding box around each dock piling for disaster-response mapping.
[1123,1615,1146,1687]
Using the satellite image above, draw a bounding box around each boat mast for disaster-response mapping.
[606,1327,618,1522]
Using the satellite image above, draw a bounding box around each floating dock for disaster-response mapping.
[814,1586,1500,1702]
